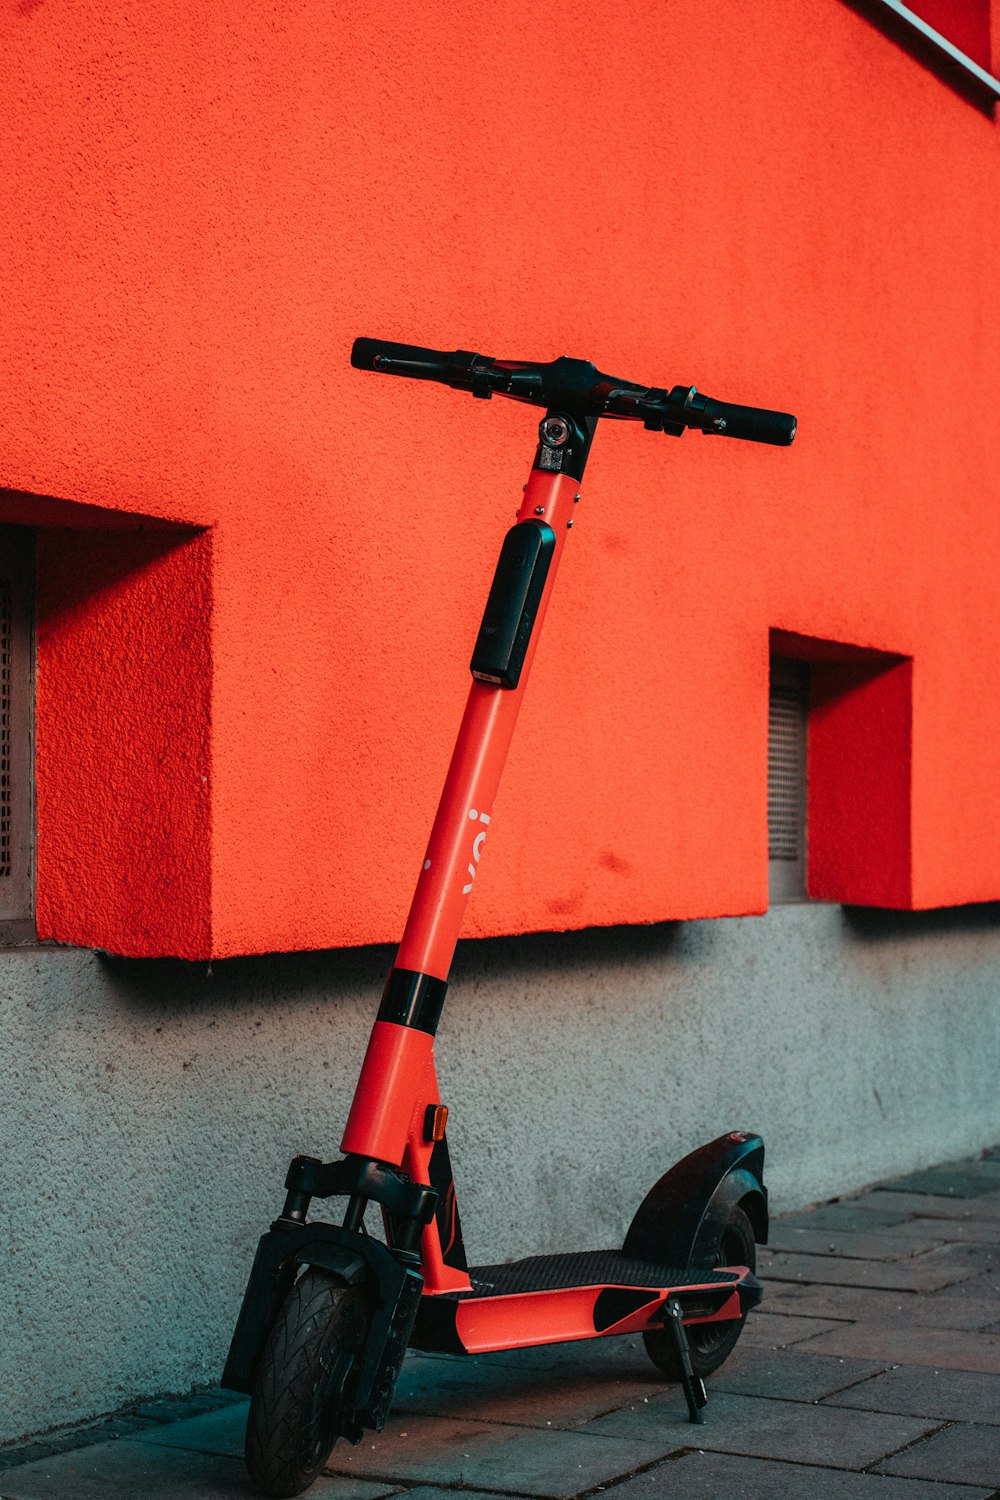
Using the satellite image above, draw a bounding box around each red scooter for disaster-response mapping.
[224,338,797,1497]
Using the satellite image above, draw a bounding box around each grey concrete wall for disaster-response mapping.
[3,901,999,1442]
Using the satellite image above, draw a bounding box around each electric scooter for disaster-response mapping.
[223,338,797,1498]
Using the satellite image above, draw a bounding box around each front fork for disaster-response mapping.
[222,1153,436,1428]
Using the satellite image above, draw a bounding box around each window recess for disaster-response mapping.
[768,658,809,903]
[769,629,913,910]
[0,526,35,940]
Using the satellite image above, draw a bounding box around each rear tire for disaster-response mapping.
[245,1268,369,1498]
[643,1203,756,1381]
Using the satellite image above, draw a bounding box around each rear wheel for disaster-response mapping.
[245,1268,369,1498]
[643,1203,756,1381]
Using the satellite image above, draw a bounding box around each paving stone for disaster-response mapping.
[0,1439,394,1499]
[766,1225,947,1261]
[948,1274,1000,1325]
[933,1239,1000,1272]
[194,1386,252,1407]
[775,1205,912,1234]
[78,1415,153,1443]
[0,1444,61,1469]
[853,1191,1000,1220]
[763,1280,1000,1330]
[802,1321,1000,1372]
[882,1163,1000,1198]
[581,1390,933,1467]
[824,1363,1000,1424]
[605,1448,993,1499]
[323,1413,671,1497]
[18,1421,147,1456]
[710,1346,886,1401]
[393,1492,509,1500]
[133,1402,248,1457]
[760,1246,981,1292]
[907,1215,1000,1243]
[392,1347,658,1428]
[0,1388,259,1475]
[740,1312,848,1347]
[874,1421,1000,1485]
[132,1397,207,1424]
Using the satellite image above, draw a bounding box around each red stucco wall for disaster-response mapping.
[3,2,1000,957]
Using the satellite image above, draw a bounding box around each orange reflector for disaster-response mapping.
[424,1104,449,1142]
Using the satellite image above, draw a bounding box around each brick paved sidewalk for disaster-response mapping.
[3,1148,999,1498]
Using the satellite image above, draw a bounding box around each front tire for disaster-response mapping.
[245,1268,369,1498]
[643,1203,756,1381]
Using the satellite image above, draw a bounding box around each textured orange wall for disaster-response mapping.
[3,1,1000,957]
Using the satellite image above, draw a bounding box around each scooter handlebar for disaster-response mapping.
[351,337,455,379]
[694,396,796,448]
[351,337,797,446]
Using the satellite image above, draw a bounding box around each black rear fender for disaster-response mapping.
[623,1132,768,1270]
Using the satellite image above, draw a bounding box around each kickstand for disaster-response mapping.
[664,1298,707,1425]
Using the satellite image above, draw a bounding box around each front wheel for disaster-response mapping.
[643,1203,756,1381]
[245,1268,370,1498]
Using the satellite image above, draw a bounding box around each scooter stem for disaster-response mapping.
[340,458,581,1170]
[398,465,579,980]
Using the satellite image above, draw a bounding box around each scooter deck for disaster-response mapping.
[412,1249,759,1356]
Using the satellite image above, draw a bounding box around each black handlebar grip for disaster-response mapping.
[700,398,796,446]
[351,337,452,377]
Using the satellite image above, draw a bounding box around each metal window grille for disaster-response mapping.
[0,526,35,932]
[768,658,808,902]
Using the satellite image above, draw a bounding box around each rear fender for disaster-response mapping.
[622,1132,768,1270]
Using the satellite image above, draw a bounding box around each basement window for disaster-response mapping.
[0,527,35,942]
[768,658,809,903]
